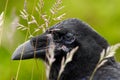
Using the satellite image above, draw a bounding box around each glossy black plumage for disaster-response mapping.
[12,18,120,80]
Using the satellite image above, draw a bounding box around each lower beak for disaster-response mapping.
[12,40,45,60]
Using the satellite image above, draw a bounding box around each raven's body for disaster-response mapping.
[12,19,120,80]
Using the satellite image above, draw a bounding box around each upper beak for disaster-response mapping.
[12,40,45,60]
[12,40,35,60]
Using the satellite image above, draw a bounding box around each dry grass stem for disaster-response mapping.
[46,34,56,79]
[57,46,79,80]
[20,9,29,20]
[50,0,63,15]
[18,0,65,38]
[37,0,44,12]
[53,13,66,21]
[17,0,65,79]
[89,43,120,80]
[50,0,66,22]
[0,12,4,28]
[0,12,4,45]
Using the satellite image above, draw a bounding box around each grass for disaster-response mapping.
[89,43,120,80]
[18,0,66,38]
[0,0,9,46]
[1,0,120,80]
[0,12,4,45]
[15,0,66,80]
[12,0,120,79]
[57,46,79,80]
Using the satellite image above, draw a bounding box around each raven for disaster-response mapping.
[12,18,120,80]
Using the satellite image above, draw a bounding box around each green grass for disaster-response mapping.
[0,0,120,80]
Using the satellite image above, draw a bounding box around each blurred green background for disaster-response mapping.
[0,0,120,80]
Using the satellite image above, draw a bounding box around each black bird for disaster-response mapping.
[12,18,120,80]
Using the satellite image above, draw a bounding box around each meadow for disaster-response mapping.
[0,0,120,80]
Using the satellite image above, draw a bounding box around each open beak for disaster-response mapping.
[12,40,45,60]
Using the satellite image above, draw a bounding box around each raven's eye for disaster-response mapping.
[63,33,75,44]
[53,33,63,42]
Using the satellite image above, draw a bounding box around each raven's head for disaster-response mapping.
[12,18,108,60]
[12,18,112,79]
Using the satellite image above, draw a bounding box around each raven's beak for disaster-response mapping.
[12,40,34,60]
[12,40,45,60]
